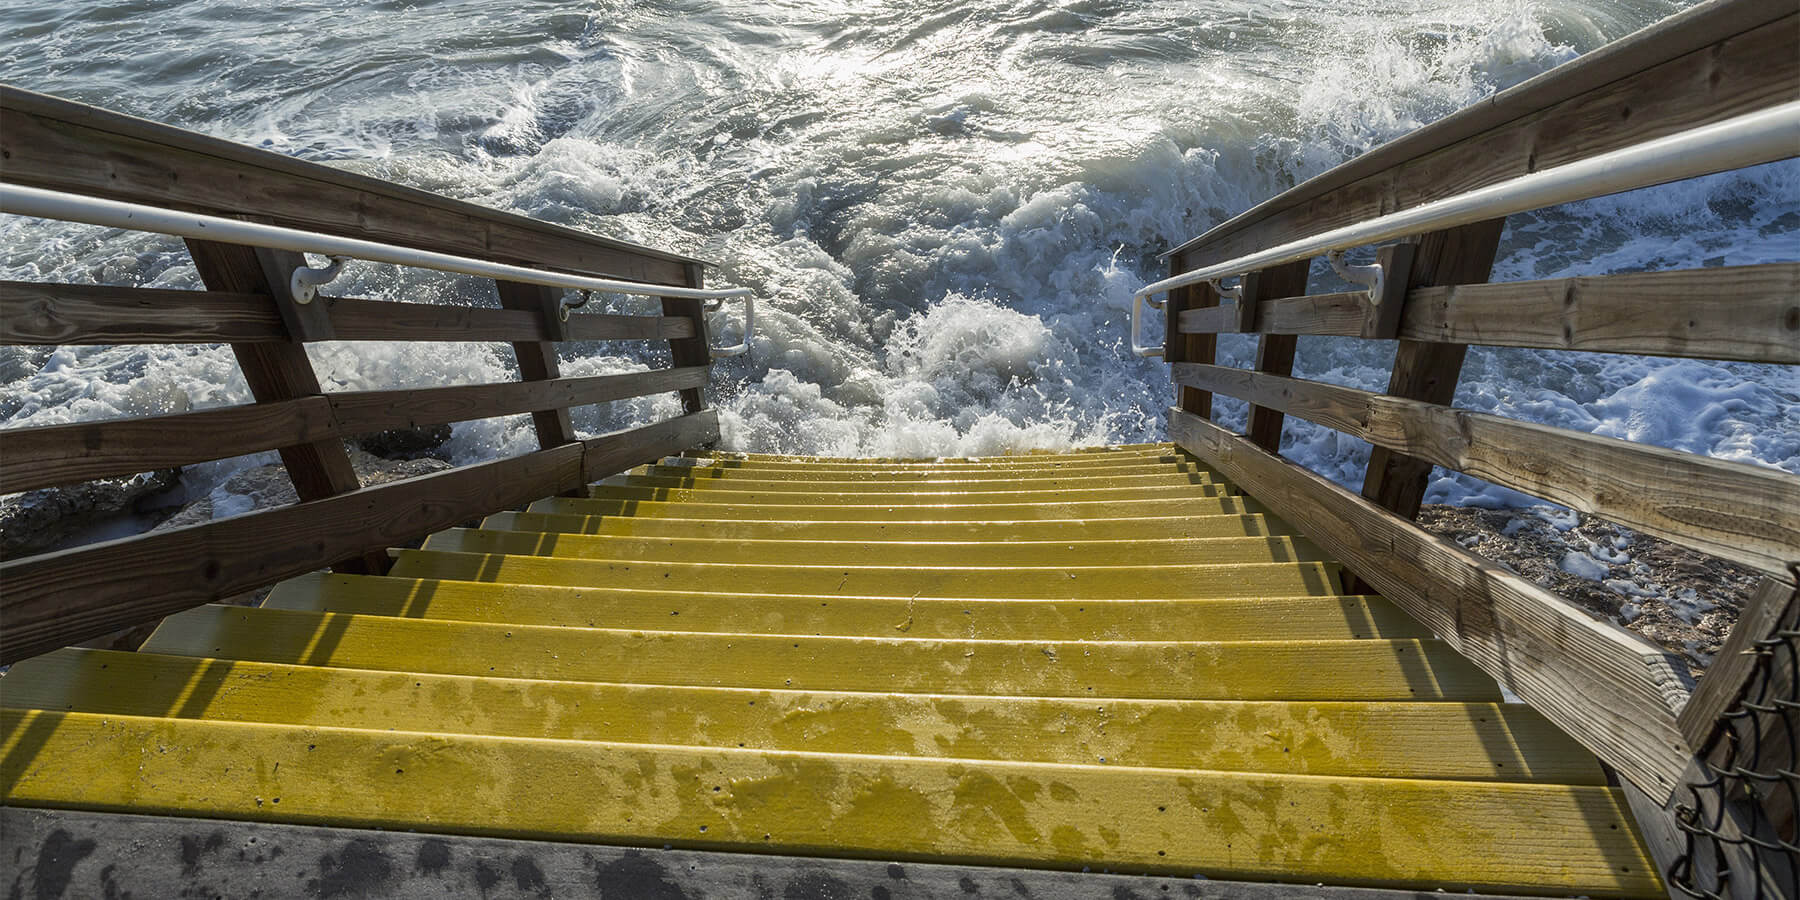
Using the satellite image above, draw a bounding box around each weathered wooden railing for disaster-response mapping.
[1139,1,1797,895]
[0,85,745,664]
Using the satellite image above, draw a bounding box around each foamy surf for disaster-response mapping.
[2,0,1793,518]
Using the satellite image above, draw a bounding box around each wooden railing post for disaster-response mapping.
[1240,259,1314,452]
[661,262,713,418]
[1165,273,1220,418]
[494,280,577,449]
[494,280,584,497]
[1357,219,1506,518]
[184,238,384,574]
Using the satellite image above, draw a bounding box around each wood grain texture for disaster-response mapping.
[1620,781,1693,899]
[662,263,712,415]
[0,282,286,344]
[565,310,697,342]
[1360,220,1504,525]
[0,398,335,494]
[325,298,548,343]
[1172,363,1800,577]
[330,298,696,343]
[327,367,710,435]
[0,369,708,493]
[255,247,334,341]
[0,85,698,285]
[0,443,586,664]
[1175,304,1241,335]
[1167,279,1221,417]
[495,280,576,449]
[184,239,365,510]
[1360,244,1416,341]
[1189,263,1800,364]
[1401,263,1800,363]
[494,279,569,343]
[581,408,720,484]
[1241,259,1315,452]
[1170,4,1799,269]
[1249,290,1372,337]
[1677,576,1799,748]
[0,285,695,346]
[1168,407,1695,800]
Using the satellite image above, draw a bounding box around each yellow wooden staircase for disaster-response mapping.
[0,444,1660,896]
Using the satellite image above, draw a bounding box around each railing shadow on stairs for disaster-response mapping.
[1127,0,1798,896]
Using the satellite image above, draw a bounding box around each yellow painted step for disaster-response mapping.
[529,495,1266,522]
[617,470,1222,493]
[702,443,1173,463]
[262,572,1428,641]
[641,460,1217,481]
[141,605,1498,701]
[0,710,1659,896]
[421,528,1329,569]
[684,453,1195,475]
[3,648,1601,784]
[681,454,1204,474]
[588,482,1232,507]
[386,549,1344,600]
[482,510,1295,543]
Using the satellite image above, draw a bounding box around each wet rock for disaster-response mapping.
[155,449,452,530]
[1417,504,1760,672]
[350,449,457,488]
[0,469,180,557]
[356,424,453,460]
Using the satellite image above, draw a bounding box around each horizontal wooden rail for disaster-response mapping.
[1399,264,1800,363]
[1168,1,1798,271]
[0,86,698,285]
[0,398,337,494]
[333,298,698,344]
[326,366,708,434]
[0,409,719,664]
[1172,362,1800,577]
[580,406,717,483]
[0,282,287,344]
[0,282,698,346]
[1168,407,1694,799]
[1174,303,1243,338]
[1175,263,1800,364]
[0,367,709,494]
[325,298,555,344]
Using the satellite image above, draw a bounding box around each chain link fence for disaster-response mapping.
[1668,565,1798,900]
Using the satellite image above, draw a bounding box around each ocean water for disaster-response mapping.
[2,0,1795,514]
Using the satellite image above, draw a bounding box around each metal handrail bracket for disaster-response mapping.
[290,255,348,304]
[705,294,754,357]
[1326,250,1384,305]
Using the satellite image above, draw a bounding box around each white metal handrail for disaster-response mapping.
[1129,289,1166,358]
[1135,100,1800,309]
[0,184,756,357]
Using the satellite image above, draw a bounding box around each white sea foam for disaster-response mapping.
[3,0,1791,531]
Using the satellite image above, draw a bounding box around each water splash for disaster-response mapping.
[4,0,1791,511]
